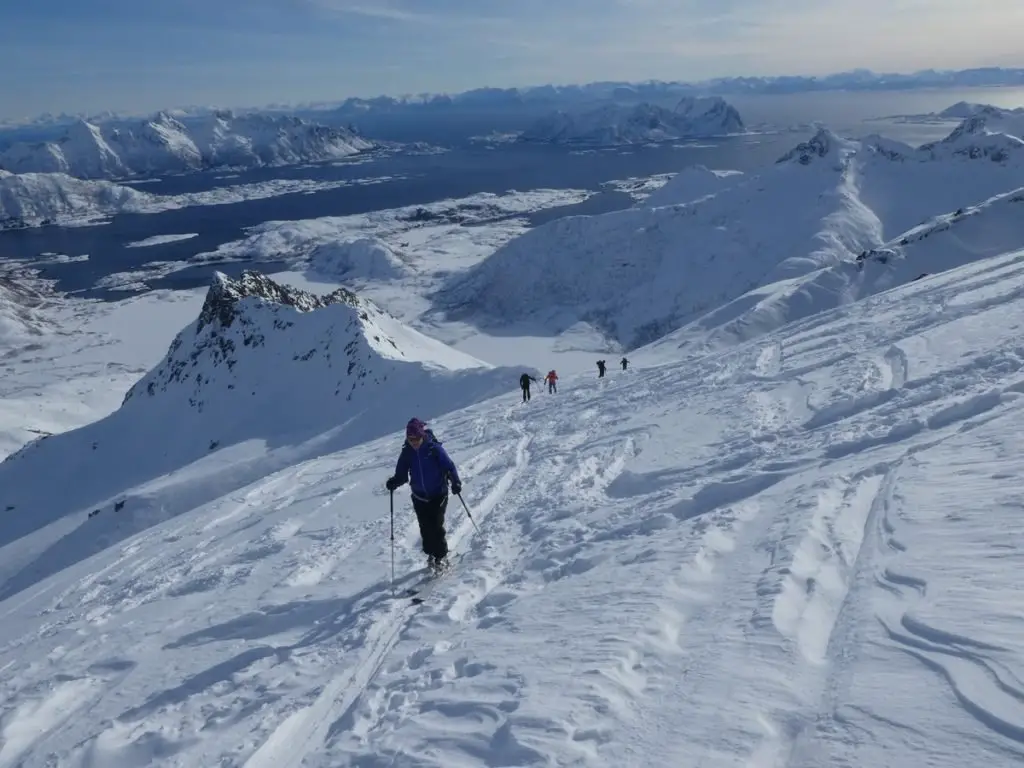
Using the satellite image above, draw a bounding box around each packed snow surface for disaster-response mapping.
[2,242,1024,764]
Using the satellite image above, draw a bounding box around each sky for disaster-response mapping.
[2,0,1023,121]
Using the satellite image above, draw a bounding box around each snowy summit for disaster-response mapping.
[0,111,373,179]
[442,114,1024,349]
[519,96,744,145]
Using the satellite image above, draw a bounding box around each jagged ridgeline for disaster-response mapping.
[0,112,373,179]
[123,270,376,408]
[0,271,515,537]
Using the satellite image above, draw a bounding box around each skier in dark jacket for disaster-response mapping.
[520,372,538,402]
[596,360,606,378]
[620,357,629,371]
[386,418,462,572]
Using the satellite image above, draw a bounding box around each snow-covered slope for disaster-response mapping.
[643,185,1024,355]
[938,100,1024,121]
[0,168,154,228]
[0,271,519,598]
[0,111,373,179]
[918,107,1024,162]
[641,164,744,207]
[441,117,1024,348]
[308,237,412,280]
[2,244,1024,766]
[0,271,55,345]
[439,129,873,347]
[519,96,744,145]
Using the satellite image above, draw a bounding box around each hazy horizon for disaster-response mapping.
[3,0,1024,121]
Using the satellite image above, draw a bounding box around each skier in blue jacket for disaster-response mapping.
[385,418,462,572]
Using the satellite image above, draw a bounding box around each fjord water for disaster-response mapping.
[2,86,1023,297]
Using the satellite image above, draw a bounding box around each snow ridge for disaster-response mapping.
[439,116,1024,350]
[644,186,1024,355]
[0,111,373,179]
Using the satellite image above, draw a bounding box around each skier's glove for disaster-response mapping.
[385,476,399,492]
[450,480,462,495]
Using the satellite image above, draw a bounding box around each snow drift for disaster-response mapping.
[519,96,744,145]
[440,115,1024,349]
[0,111,373,179]
[0,271,519,596]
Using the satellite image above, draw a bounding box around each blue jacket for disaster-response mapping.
[392,430,461,499]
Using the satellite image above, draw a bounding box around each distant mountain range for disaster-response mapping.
[518,97,744,145]
[3,66,1023,135]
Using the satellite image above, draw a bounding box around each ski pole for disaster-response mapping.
[456,493,480,533]
[389,489,395,591]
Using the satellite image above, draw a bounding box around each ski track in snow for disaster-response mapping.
[3,251,1024,765]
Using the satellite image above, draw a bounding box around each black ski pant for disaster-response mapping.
[522,384,531,402]
[548,381,556,393]
[412,493,448,559]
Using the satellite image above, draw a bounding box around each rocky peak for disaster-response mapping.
[776,127,848,165]
[196,270,361,332]
[123,270,376,408]
[920,113,1024,163]
[149,111,188,131]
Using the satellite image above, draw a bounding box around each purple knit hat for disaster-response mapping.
[406,418,427,438]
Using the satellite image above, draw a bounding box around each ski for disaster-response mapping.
[403,554,461,603]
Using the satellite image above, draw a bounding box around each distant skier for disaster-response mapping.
[385,418,462,573]
[544,370,558,393]
[596,360,606,378]
[620,357,629,371]
[520,372,538,402]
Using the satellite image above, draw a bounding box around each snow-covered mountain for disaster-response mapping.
[917,107,1024,161]
[4,237,1024,765]
[0,111,373,179]
[518,97,744,145]
[0,168,153,228]
[440,113,1024,348]
[0,270,519,596]
[937,100,1024,120]
[308,237,412,281]
[644,185,1024,355]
